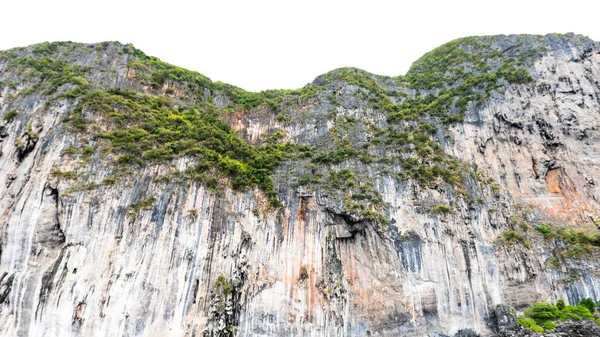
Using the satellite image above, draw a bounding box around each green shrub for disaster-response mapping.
[50,170,78,180]
[517,317,544,332]
[101,178,116,185]
[524,302,559,323]
[578,298,596,313]
[547,257,560,268]
[500,230,531,248]
[535,224,552,236]
[129,196,156,213]
[432,204,452,214]
[3,110,18,122]
[544,321,556,330]
[117,154,145,167]
[68,114,87,131]
[543,320,556,330]
[558,305,594,321]
[518,299,598,332]
[214,275,226,287]
[95,42,109,52]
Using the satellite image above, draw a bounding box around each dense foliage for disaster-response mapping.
[388,36,538,123]
[535,224,600,258]
[71,87,302,207]
[517,299,599,332]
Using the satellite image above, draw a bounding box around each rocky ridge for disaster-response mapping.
[0,34,599,336]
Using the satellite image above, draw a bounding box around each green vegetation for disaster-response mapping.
[2,45,320,208]
[101,177,116,185]
[214,274,234,295]
[579,298,596,313]
[387,36,540,124]
[517,299,599,332]
[128,196,156,217]
[326,169,355,189]
[50,169,78,180]
[69,87,300,207]
[543,320,556,330]
[316,68,399,113]
[292,36,542,125]
[495,208,537,250]
[430,203,453,214]
[214,275,226,287]
[3,109,18,122]
[373,124,464,187]
[500,230,531,248]
[536,225,600,259]
[127,44,320,112]
[524,302,560,322]
[559,303,594,321]
[223,283,233,295]
[300,167,388,226]
[497,206,600,258]
[32,41,77,56]
[516,317,544,332]
[8,56,89,95]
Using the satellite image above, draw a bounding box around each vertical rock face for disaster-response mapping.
[0,35,599,337]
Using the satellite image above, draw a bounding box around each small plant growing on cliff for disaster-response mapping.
[214,275,226,287]
[14,136,27,151]
[50,169,78,180]
[499,230,531,248]
[431,203,452,214]
[535,224,552,236]
[128,196,156,220]
[3,109,18,122]
[101,177,116,185]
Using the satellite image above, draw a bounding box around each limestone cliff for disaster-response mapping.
[0,34,599,337]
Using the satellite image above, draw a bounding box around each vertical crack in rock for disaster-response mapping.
[0,272,15,305]
[72,301,86,329]
[203,193,251,337]
[317,225,346,329]
[35,247,67,319]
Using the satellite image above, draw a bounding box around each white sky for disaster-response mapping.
[2,0,599,92]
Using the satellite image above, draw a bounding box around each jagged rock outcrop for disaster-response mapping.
[0,34,599,337]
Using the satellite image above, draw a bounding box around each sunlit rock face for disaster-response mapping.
[0,34,599,337]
